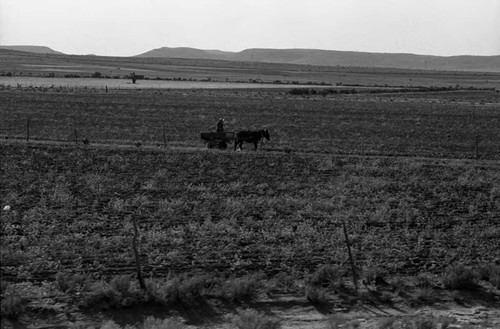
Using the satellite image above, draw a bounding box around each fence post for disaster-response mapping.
[475,135,479,159]
[131,216,147,291]
[26,118,30,143]
[342,219,358,294]
[162,125,167,148]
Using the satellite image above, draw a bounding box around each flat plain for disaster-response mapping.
[1,53,500,328]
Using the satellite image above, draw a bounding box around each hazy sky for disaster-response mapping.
[1,0,499,57]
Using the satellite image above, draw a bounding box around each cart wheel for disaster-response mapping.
[218,141,228,149]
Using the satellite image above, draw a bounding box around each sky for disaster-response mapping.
[0,0,499,57]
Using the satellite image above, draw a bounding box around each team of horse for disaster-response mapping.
[234,129,270,151]
[201,124,270,151]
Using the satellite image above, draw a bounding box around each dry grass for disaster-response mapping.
[442,264,477,290]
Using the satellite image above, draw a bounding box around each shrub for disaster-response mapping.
[442,264,477,290]
[55,272,90,293]
[390,276,409,296]
[220,273,264,303]
[363,266,387,286]
[413,286,438,305]
[1,286,26,318]
[490,272,500,289]
[304,285,329,305]
[476,263,500,289]
[147,274,213,306]
[266,272,297,293]
[232,309,281,329]
[109,275,132,296]
[308,264,343,288]
[82,281,122,309]
[0,281,9,295]
[82,277,143,309]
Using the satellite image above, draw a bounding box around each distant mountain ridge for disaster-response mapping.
[2,45,499,72]
[137,47,500,72]
[0,45,64,55]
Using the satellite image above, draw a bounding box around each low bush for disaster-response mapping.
[442,264,477,290]
[146,274,213,306]
[308,264,343,288]
[82,281,122,309]
[363,266,387,286]
[55,271,91,293]
[0,281,9,295]
[110,275,133,296]
[489,272,500,289]
[1,285,26,319]
[82,277,144,309]
[304,285,329,305]
[266,272,297,293]
[219,273,264,303]
[413,286,439,305]
[476,262,500,289]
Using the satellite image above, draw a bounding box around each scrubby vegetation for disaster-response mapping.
[1,86,499,327]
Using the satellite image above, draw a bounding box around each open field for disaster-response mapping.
[2,142,500,278]
[2,49,500,88]
[0,77,325,90]
[1,75,500,327]
[1,87,499,159]
[2,141,500,328]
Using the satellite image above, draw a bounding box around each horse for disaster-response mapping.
[234,129,270,151]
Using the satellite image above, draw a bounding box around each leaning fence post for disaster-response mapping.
[342,219,358,294]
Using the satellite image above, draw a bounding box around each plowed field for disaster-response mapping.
[1,88,499,159]
[2,143,499,282]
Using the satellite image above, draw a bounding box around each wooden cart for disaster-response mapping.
[200,132,235,149]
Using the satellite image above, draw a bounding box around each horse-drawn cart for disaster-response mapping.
[200,132,235,149]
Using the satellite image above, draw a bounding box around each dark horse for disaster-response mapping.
[234,129,270,151]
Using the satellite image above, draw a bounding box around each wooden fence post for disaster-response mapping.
[131,216,147,291]
[26,118,30,142]
[475,135,479,159]
[162,125,167,148]
[342,219,358,294]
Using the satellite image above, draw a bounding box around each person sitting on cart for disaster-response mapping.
[216,118,225,132]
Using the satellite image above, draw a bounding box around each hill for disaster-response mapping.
[2,45,498,72]
[0,45,64,55]
[137,47,500,72]
[136,47,234,61]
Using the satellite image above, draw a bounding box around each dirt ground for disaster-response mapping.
[2,287,500,329]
